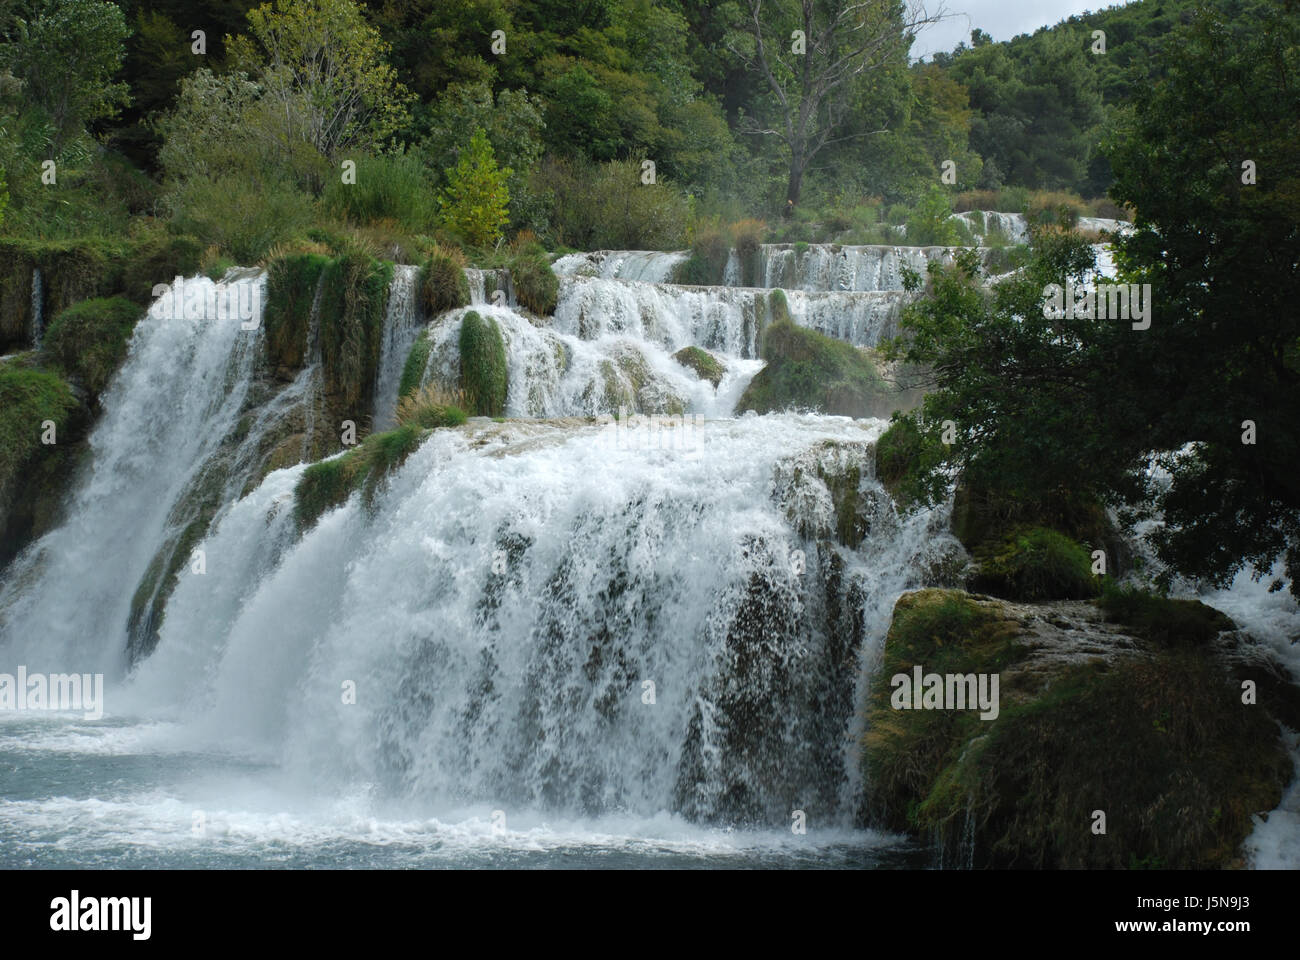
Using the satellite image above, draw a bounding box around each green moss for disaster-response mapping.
[736,319,891,418]
[459,311,508,417]
[864,589,1291,868]
[969,526,1101,601]
[672,346,725,387]
[293,424,425,531]
[40,297,142,398]
[319,253,393,408]
[420,248,470,315]
[398,328,432,401]
[0,365,78,494]
[510,251,558,316]
[264,253,329,371]
[1096,582,1235,648]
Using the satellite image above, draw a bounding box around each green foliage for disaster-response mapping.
[439,129,511,248]
[0,364,77,494]
[419,246,470,315]
[737,320,891,419]
[167,173,313,264]
[537,157,689,250]
[319,252,392,407]
[320,150,439,232]
[40,297,141,396]
[905,186,961,245]
[875,412,948,508]
[396,382,467,429]
[458,311,507,416]
[398,329,431,401]
[293,423,423,531]
[1096,582,1236,648]
[969,526,1100,601]
[264,252,330,370]
[508,250,557,315]
[0,0,130,156]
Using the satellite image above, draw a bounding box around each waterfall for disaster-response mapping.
[552,250,688,283]
[30,267,43,346]
[118,416,955,826]
[371,265,422,431]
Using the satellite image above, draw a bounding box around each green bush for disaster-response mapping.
[168,173,313,264]
[398,329,432,400]
[293,424,425,531]
[458,311,507,416]
[420,246,470,315]
[875,412,947,508]
[396,383,468,429]
[320,151,439,233]
[509,251,558,315]
[319,253,393,407]
[1097,582,1236,648]
[41,297,142,396]
[537,157,689,250]
[679,224,731,286]
[0,365,78,495]
[264,253,330,370]
[969,526,1100,601]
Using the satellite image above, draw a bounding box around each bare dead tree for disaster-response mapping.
[729,0,945,212]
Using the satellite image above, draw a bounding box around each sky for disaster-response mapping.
[910,0,1126,58]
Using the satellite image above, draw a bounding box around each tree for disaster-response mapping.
[0,0,130,157]
[728,0,942,210]
[231,0,412,159]
[440,128,511,248]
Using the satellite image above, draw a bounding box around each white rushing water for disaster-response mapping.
[371,265,422,431]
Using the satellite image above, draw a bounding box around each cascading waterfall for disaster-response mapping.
[371,265,422,431]
[3,222,1296,868]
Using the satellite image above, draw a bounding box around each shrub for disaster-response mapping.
[420,245,470,315]
[396,382,468,429]
[537,156,689,250]
[263,252,330,370]
[1096,582,1235,648]
[679,224,731,285]
[905,187,961,246]
[510,250,557,315]
[875,412,947,508]
[168,173,313,264]
[41,297,142,396]
[0,365,78,496]
[320,150,439,233]
[458,311,507,416]
[969,526,1100,601]
[398,329,431,400]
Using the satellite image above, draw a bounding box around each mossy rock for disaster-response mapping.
[874,413,945,509]
[319,253,392,408]
[864,588,1292,868]
[0,362,88,569]
[736,319,893,419]
[41,297,143,398]
[264,252,330,372]
[398,328,432,401]
[509,251,558,316]
[459,311,508,417]
[968,526,1101,601]
[1095,582,1236,649]
[672,346,725,387]
[293,423,424,531]
[420,249,470,315]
